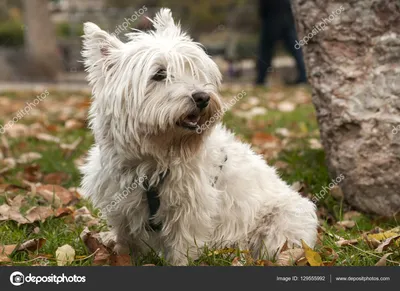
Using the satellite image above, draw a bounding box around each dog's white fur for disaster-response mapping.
[81,8,318,265]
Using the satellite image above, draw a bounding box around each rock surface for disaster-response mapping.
[292,0,400,215]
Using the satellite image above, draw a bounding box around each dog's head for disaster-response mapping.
[82,8,222,161]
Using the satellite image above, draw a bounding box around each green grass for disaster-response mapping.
[0,87,399,266]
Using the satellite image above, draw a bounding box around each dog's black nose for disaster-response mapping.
[192,92,210,109]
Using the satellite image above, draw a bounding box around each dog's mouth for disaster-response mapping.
[177,112,201,130]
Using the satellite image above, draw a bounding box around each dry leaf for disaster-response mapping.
[80,228,111,265]
[0,244,17,262]
[301,240,323,266]
[110,254,132,266]
[231,257,243,266]
[43,172,70,185]
[36,184,77,206]
[343,211,362,221]
[277,101,295,112]
[276,248,305,266]
[56,244,75,266]
[375,235,400,253]
[65,119,84,130]
[36,133,61,144]
[375,253,392,266]
[335,238,358,247]
[17,152,42,164]
[336,220,356,229]
[17,238,46,252]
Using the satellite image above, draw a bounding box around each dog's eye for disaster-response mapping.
[152,69,167,81]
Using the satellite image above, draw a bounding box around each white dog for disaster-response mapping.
[81,8,317,265]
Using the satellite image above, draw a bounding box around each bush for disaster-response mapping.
[0,21,85,47]
[0,20,24,46]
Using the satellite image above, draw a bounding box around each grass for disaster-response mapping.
[0,86,399,266]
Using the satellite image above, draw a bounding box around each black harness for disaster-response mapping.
[144,154,228,232]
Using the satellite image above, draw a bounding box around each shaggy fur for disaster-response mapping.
[80,8,318,265]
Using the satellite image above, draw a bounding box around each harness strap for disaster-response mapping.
[144,153,228,232]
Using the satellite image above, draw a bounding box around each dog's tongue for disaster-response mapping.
[184,114,201,126]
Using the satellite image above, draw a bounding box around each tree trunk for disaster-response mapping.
[22,0,62,81]
[292,0,400,216]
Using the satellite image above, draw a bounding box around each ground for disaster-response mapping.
[0,85,399,266]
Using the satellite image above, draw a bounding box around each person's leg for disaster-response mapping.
[281,20,307,83]
[255,18,278,85]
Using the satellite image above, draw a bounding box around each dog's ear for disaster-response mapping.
[152,8,177,33]
[82,22,123,81]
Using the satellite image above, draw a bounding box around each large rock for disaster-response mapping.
[292,0,400,215]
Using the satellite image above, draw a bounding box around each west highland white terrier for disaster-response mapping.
[81,8,318,265]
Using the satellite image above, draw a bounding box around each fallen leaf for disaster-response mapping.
[36,184,77,206]
[56,244,75,266]
[0,244,17,262]
[36,133,61,144]
[290,181,305,192]
[43,172,70,185]
[74,206,98,226]
[335,238,359,247]
[375,253,392,266]
[231,257,243,266]
[17,152,42,164]
[301,240,323,266]
[343,211,362,221]
[336,220,356,229]
[375,235,400,253]
[367,228,400,242]
[110,254,132,266]
[276,248,305,266]
[17,238,46,252]
[277,101,295,112]
[65,119,84,130]
[80,228,111,265]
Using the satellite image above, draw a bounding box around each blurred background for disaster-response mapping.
[0,0,298,86]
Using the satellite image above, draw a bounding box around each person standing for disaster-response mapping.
[255,0,307,85]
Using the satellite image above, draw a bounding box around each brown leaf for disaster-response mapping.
[335,238,358,247]
[0,244,17,262]
[36,133,61,144]
[43,172,70,185]
[17,238,46,252]
[80,228,111,266]
[343,211,362,221]
[36,185,77,206]
[17,152,42,164]
[251,132,280,148]
[375,253,392,266]
[0,204,54,224]
[65,119,84,130]
[375,235,400,253]
[276,248,305,266]
[110,254,132,266]
[231,257,243,266]
[23,164,42,182]
[336,220,356,229]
